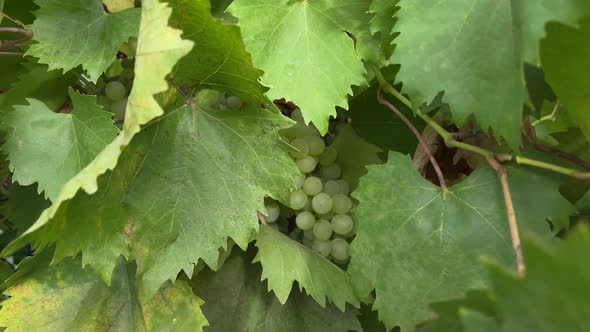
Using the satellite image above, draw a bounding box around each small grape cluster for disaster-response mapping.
[95,59,135,122]
[264,109,354,264]
[196,89,244,111]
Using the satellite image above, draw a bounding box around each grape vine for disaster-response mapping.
[0,0,588,331]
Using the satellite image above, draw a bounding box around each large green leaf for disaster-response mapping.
[254,226,358,310]
[348,152,574,331]
[484,228,590,332]
[393,0,589,149]
[228,0,367,134]
[192,252,361,332]
[3,88,119,201]
[0,250,207,331]
[2,0,194,269]
[5,104,298,300]
[166,0,267,102]
[540,18,590,143]
[26,0,141,81]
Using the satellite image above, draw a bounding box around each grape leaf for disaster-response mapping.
[5,103,298,300]
[484,228,590,332]
[165,0,267,102]
[368,0,398,61]
[228,0,367,134]
[3,88,119,201]
[2,0,194,261]
[104,0,134,12]
[192,251,362,332]
[540,18,590,143]
[25,0,141,81]
[417,290,496,332]
[0,62,69,115]
[330,124,383,190]
[459,310,499,332]
[0,183,49,234]
[254,226,359,310]
[348,152,574,331]
[0,249,207,331]
[393,0,524,149]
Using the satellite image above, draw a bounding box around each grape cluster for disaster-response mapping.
[264,109,354,264]
[196,89,244,111]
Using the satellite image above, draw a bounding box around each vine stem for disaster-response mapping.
[0,27,32,51]
[487,156,525,275]
[377,89,447,190]
[370,65,590,181]
[533,143,590,172]
[257,211,267,225]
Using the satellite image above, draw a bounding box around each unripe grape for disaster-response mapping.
[313,219,332,240]
[332,194,352,214]
[307,136,326,156]
[336,179,350,195]
[318,146,337,166]
[303,176,323,196]
[312,193,333,214]
[265,201,280,223]
[312,240,331,257]
[289,189,308,210]
[296,211,316,230]
[330,238,349,260]
[196,89,222,109]
[296,156,317,173]
[111,98,127,121]
[105,81,126,101]
[320,163,342,181]
[331,214,353,235]
[293,174,305,189]
[290,138,309,159]
[226,95,243,109]
[323,180,340,196]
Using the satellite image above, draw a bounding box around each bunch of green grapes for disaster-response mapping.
[94,58,135,122]
[263,109,354,264]
[196,89,244,111]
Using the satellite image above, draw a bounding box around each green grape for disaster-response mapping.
[226,95,243,109]
[219,104,228,111]
[120,68,134,82]
[295,211,316,230]
[291,123,318,138]
[332,257,349,265]
[105,81,126,101]
[303,176,323,196]
[318,146,338,166]
[289,189,308,210]
[313,220,332,241]
[336,179,350,195]
[320,163,342,181]
[332,194,352,214]
[196,89,222,109]
[265,201,280,223]
[111,98,127,121]
[330,238,349,260]
[290,138,309,159]
[312,240,331,257]
[293,174,306,189]
[296,156,317,173]
[312,193,333,214]
[323,180,340,196]
[307,135,326,156]
[303,229,315,240]
[290,108,305,123]
[331,214,353,235]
